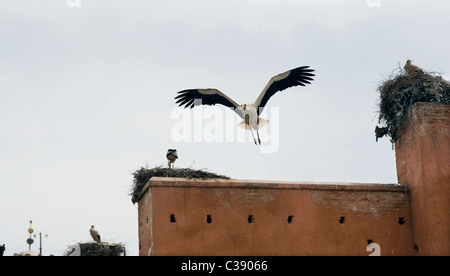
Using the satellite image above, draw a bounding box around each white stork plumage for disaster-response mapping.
[175,66,315,144]
[166,149,178,168]
[90,225,101,243]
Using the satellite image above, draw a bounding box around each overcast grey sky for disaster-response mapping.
[1,0,449,256]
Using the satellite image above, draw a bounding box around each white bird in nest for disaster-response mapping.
[404,59,424,77]
[90,225,101,243]
[175,66,315,145]
[166,149,178,169]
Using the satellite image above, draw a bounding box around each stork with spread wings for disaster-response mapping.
[175,66,315,145]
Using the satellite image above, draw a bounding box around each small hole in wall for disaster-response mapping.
[248,215,254,224]
[367,239,373,245]
[287,216,294,224]
[413,244,419,253]
[206,214,212,224]
[398,217,405,225]
[339,216,345,224]
[170,214,176,223]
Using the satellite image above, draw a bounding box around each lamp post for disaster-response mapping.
[26,220,48,255]
[34,231,48,256]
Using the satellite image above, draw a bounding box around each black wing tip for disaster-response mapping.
[175,90,190,108]
[175,89,198,101]
[174,91,187,100]
[297,66,315,79]
[297,65,314,70]
[174,90,199,109]
[292,66,315,77]
[176,89,191,95]
[176,89,199,95]
[294,66,315,84]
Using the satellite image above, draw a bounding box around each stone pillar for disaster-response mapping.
[395,103,450,255]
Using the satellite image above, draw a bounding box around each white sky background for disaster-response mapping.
[0,0,449,256]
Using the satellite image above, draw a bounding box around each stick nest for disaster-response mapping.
[130,165,230,203]
[377,69,450,141]
[64,242,126,256]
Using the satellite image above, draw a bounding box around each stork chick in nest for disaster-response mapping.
[404,59,424,77]
[166,149,178,169]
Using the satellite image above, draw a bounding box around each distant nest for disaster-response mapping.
[64,242,126,256]
[130,165,230,204]
[377,69,450,142]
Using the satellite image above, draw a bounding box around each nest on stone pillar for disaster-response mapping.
[376,67,450,142]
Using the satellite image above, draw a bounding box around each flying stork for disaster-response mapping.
[174,66,315,144]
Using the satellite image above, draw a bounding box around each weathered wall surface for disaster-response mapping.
[138,178,414,256]
[395,103,450,255]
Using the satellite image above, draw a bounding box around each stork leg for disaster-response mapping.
[256,129,261,145]
[250,128,257,145]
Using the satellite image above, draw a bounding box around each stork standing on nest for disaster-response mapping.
[166,149,178,169]
[404,59,424,77]
[90,225,101,243]
[175,66,315,145]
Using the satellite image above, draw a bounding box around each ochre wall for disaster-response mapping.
[138,179,414,256]
[395,103,450,255]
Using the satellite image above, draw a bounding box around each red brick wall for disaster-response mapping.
[395,103,450,255]
[138,179,413,256]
